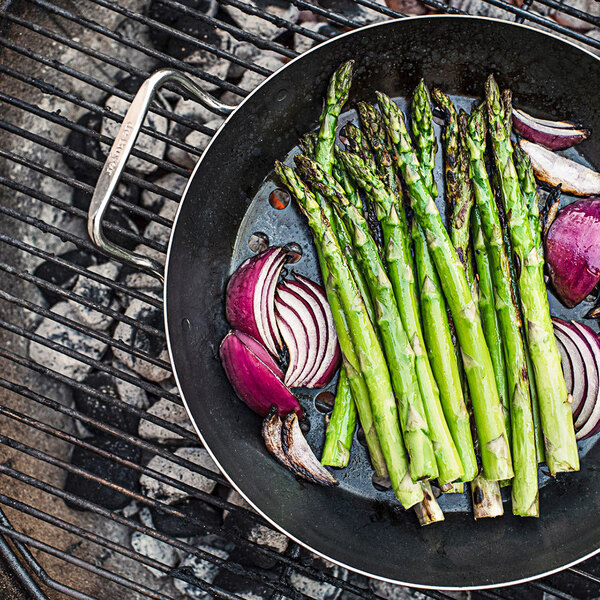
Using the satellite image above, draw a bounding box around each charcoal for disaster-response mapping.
[64,435,141,511]
[173,545,229,599]
[150,497,221,537]
[103,207,140,252]
[140,447,219,504]
[223,490,288,569]
[73,371,140,435]
[131,530,179,578]
[138,396,195,441]
[113,362,150,410]
[140,173,184,214]
[69,262,120,330]
[33,249,97,307]
[143,197,178,247]
[550,0,599,32]
[148,0,217,52]
[222,0,298,39]
[227,42,261,80]
[211,557,274,599]
[370,580,443,600]
[71,181,140,213]
[63,112,104,184]
[112,300,171,382]
[29,302,108,381]
[222,51,283,101]
[446,0,515,19]
[289,549,347,600]
[294,22,342,54]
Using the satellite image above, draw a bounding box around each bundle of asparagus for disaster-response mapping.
[273,62,580,522]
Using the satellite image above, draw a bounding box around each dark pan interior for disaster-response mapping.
[165,16,600,589]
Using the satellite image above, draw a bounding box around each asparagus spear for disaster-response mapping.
[414,481,445,525]
[411,80,438,199]
[485,76,579,475]
[315,60,354,171]
[356,104,477,483]
[297,155,443,483]
[466,105,538,516]
[409,219,472,484]
[321,369,357,467]
[512,146,546,462]
[310,63,387,477]
[275,163,423,507]
[378,91,513,482]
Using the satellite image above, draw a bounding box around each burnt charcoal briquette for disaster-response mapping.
[104,208,140,252]
[150,497,221,537]
[73,371,139,434]
[64,435,141,511]
[212,557,274,597]
[71,182,140,213]
[33,249,97,306]
[149,0,217,52]
[166,18,221,61]
[63,112,104,183]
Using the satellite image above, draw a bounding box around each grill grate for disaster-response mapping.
[0,1,599,599]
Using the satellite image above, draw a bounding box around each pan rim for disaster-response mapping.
[164,14,600,591]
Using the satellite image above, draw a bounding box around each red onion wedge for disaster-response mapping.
[274,297,311,389]
[556,338,574,402]
[226,246,286,357]
[276,284,320,388]
[546,198,600,307]
[234,331,283,380]
[280,280,327,387]
[553,319,587,419]
[219,330,302,418]
[512,108,590,150]
[569,321,600,440]
[292,273,341,388]
[519,139,600,197]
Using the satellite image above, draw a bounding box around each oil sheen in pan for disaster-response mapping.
[230,95,598,514]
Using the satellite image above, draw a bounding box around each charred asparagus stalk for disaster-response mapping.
[311,62,386,476]
[485,76,579,475]
[275,163,423,507]
[411,80,438,199]
[378,90,513,482]
[466,104,538,517]
[297,155,443,483]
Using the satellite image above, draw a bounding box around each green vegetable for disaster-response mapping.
[485,76,579,475]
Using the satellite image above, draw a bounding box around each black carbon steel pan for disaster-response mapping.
[91,15,600,590]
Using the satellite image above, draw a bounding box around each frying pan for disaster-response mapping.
[88,16,600,590]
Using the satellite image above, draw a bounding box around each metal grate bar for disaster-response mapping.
[0,171,167,254]
[0,318,181,411]
[0,12,218,137]
[0,143,175,228]
[0,233,163,310]
[147,0,298,58]
[534,0,600,28]
[0,287,171,370]
[0,112,182,208]
[26,0,268,81]
[0,374,236,484]
[218,0,328,41]
[0,69,189,181]
[0,462,318,600]
[0,523,177,600]
[0,260,164,340]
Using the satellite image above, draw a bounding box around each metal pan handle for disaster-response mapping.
[88,69,236,282]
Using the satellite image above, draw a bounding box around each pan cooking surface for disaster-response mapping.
[166,17,600,588]
[230,95,598,514]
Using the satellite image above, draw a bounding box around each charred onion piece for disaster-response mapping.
[262,407,297,471]
[519,140,600,197]
[281,413,338,486]
[512,108,590,150]
[219,330,302,417]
